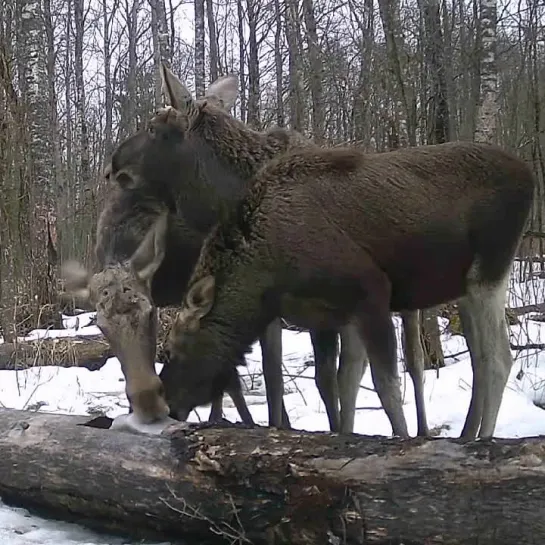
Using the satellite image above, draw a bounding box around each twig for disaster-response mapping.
[161,485,250,544]
[510,342,545,351]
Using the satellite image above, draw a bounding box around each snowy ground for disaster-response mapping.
[1,262,545,543]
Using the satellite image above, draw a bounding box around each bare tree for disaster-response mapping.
[474,0,497,143]
[150,0,172,107]
[415,0,451,370]
[194,0,205,97]
[273,0,284,127]
[246,0,260,128]
[102,0,116,159]
[205,0,219,81]
[284,0,305,131]
[19,0,58,323]
[237,0,247,122]
[302,0,324,143]
[74,0,90,206]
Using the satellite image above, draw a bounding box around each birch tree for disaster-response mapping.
[194,0,205,97]
[474,0,497,143]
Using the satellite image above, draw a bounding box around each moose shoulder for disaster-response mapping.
[161,140,535,441]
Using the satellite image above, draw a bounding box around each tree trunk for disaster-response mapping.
[284,0,305,132]
[20,0,58,323]
[74,0,90,208]
[194,0,205,98]
[377,0,417,146]
[273,0,285,127]
[150,0,171,108]
[0,338,112,371]
[205,0,219,82]
[417,0,450,371]
[122,0,140,137]
[236,0,247,122]
[474,0,497,143]
[302,0,324,143]
[0,409,544,544]
[102,0,115,160]
[246,0,260,129]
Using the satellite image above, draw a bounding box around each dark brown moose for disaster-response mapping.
[158,119,535,440]
[64,67,412,435]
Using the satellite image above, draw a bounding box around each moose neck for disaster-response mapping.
[192,106,293,182]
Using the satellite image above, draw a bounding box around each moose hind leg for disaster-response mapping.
[458,299,485,439]
[459,277,512,439]
[401,310,429,437]
[259,319,290,428]
[337,322,367,434]
[311,329,341,433]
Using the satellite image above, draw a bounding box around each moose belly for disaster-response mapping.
[279,293,354,331]
[389,257,472,311]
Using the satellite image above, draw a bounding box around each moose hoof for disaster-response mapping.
[110,413,180,436]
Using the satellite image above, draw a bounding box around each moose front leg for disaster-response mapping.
[207,370,255,427]
[208,396,224,423]
[338,322,367,434]
[310,328,341,433]
[259,318,291,429]
[400,309,429,437]
[356,270,409,439]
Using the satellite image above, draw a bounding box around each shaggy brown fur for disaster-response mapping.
[162,140,535,440]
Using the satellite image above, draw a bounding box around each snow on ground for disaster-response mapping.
[1,261,545,542]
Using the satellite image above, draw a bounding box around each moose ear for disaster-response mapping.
[130,211,168,284]
[160,63,194,112]
[185,276,215,319]
[61,260,93,309]
[205,74,239,111]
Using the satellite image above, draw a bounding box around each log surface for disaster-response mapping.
[0,338,111,371]
[0,408,544,544]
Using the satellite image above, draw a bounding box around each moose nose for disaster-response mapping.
[127,377,170,424]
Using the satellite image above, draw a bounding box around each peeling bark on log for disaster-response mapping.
[0,339,111,371]
[0,409,544,544]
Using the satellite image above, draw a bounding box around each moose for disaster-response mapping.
[151,102,535,441]
[64,66,424,436]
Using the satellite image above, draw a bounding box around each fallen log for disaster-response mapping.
[0,338,112,371]
[0,409,544,544]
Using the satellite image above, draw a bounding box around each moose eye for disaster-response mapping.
[116,172,133,187]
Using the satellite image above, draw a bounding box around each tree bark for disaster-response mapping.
[236,0,247,122]
[102,0,116,160]
[246,0,260,129]
[150,0,171,108]
[194,0,205,98]
[0,339,111,371]
[0,408,544,544]
[74,0,90,208]
[273,0,285,127]
[474,0,497,143]
[301,0,324,143]
[205,0,219,82]
[284,0,305,132]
